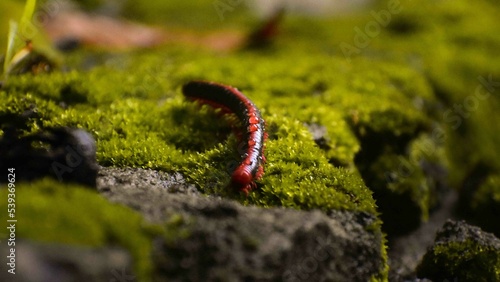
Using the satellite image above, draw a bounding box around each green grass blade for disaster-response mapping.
[3,20,18,76]
[20,0,37,33]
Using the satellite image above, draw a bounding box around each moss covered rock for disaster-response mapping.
[0,178,160,280]
[417,220,500,281]
[367,0,500,217]
[0,47,437,217]
[97,167,388,281]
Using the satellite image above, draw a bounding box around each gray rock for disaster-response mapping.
[0,127,98,188]
[98,167,200,196]
[97,167,386,281]
[0,240,133,282]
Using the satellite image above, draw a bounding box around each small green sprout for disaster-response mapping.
[2,0,37,81]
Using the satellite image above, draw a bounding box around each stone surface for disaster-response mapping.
[98,167,386,281]
[0,240,133,282]
[0,126,98,187]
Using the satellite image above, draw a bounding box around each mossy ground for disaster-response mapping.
[0,48,434,217]
[1,0,499,280]
[0,178,165,280]
[0,36,398,282]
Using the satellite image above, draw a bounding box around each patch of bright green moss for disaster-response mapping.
[0,178,163,281]
[0,49,433,219]
[248,116,376,212]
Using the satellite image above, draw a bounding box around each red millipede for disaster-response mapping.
[182,81,267,195]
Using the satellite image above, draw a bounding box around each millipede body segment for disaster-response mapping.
[182,81,266,194]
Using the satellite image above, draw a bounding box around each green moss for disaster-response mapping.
[274,0,500,200]
[371,234,389,282]
[1,47,402,278]
[0,178,162,281]
[470,175,500,236]
[247,116,377,213]
[418,240,500,281]
[0,45,439,260]
[0,49,430,219]
[373,0,500,188]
